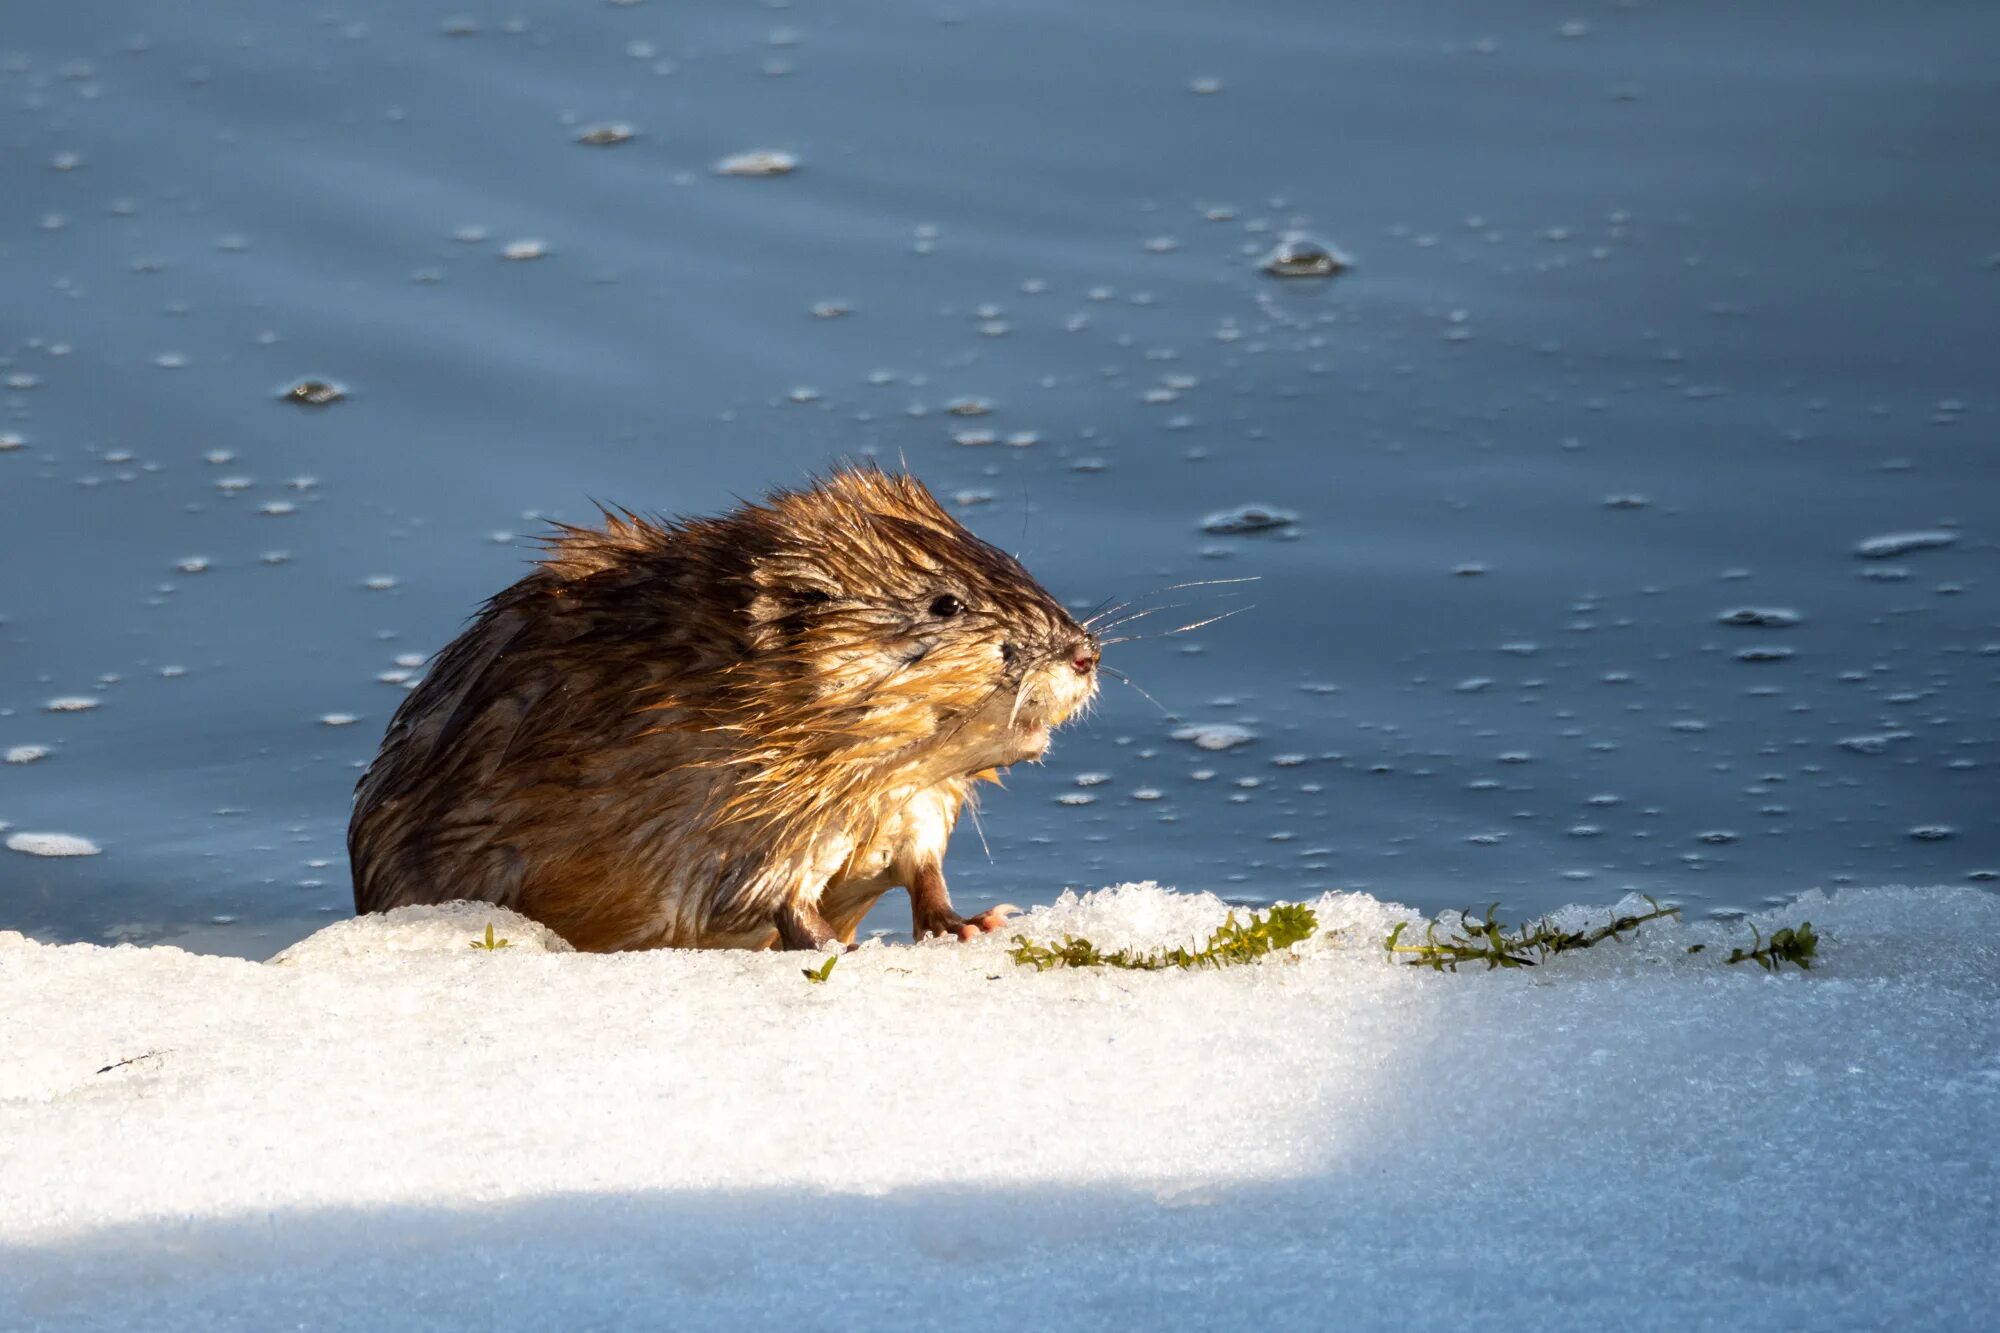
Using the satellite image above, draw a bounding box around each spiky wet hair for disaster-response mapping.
[537,466,1081,826]
[350,467,1093,945]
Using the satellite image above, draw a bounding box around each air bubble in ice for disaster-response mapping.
[282,380,346,407]
[1171,723,1256,751]
[714,150,797,176]
[575,122,636,146]
[1718,607,1801,628]
[1201,504,1296,535]
[1260,232,1352,277]
[1855,530,1957,559]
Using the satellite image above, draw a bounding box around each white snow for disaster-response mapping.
[1853,529,1959,559]
[713,149,799,177]
[4,831,100,857]
[1171,722,1257,751]
[0,883,1994,1331]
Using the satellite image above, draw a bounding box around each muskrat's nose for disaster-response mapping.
[1070,640,1099,675]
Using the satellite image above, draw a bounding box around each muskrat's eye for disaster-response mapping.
[928,594,963,619]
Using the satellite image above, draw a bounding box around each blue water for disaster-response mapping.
[2,0,1995,956]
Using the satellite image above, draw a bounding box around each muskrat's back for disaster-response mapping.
[349,468,1100,952]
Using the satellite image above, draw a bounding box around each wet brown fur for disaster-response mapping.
[348,468,1099,951]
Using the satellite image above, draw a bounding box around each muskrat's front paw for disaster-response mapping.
[961,903,1020,938]
[914,902,1019,942]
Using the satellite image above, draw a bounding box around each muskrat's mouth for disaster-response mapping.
[988,665,1090,769]
[975,715,1051,772]
[1013,720,1052,757]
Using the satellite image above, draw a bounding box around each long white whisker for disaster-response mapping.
[1090,602,1192,635]
[1101,665,1173,718]
[1080,576,1259,628]
[966,796,993,863]
[1152,576,1261,593]
[1079,596,1126,627]
[1164,604,1255,636]
[1084,606,1132,630]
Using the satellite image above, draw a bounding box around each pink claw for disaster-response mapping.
[960,903,1020,938]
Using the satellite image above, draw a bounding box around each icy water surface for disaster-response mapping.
[2,0,1996,957]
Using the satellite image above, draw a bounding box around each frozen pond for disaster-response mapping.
[1,0,1996,956]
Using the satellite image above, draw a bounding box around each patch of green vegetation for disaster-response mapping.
[1726,921,1818,972]
[802,953,839,984]
[469,922,511,951]
[1384,898,1680,972]
[1009,903,1319,973]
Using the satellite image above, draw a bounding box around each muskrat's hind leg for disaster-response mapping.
[909,862,1017,942]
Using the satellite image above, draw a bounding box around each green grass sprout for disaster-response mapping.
[1009,903,1318,972]
[1384,897,1679,971]
[1726,921,1818,971]
[469,922,512,951]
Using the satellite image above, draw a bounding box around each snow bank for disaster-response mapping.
[1,884,1995,1331]
[2,832,100,858]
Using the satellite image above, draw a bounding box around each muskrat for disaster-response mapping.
[348,467,1100,952]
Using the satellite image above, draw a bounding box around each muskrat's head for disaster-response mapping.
[737,468,1099,779]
